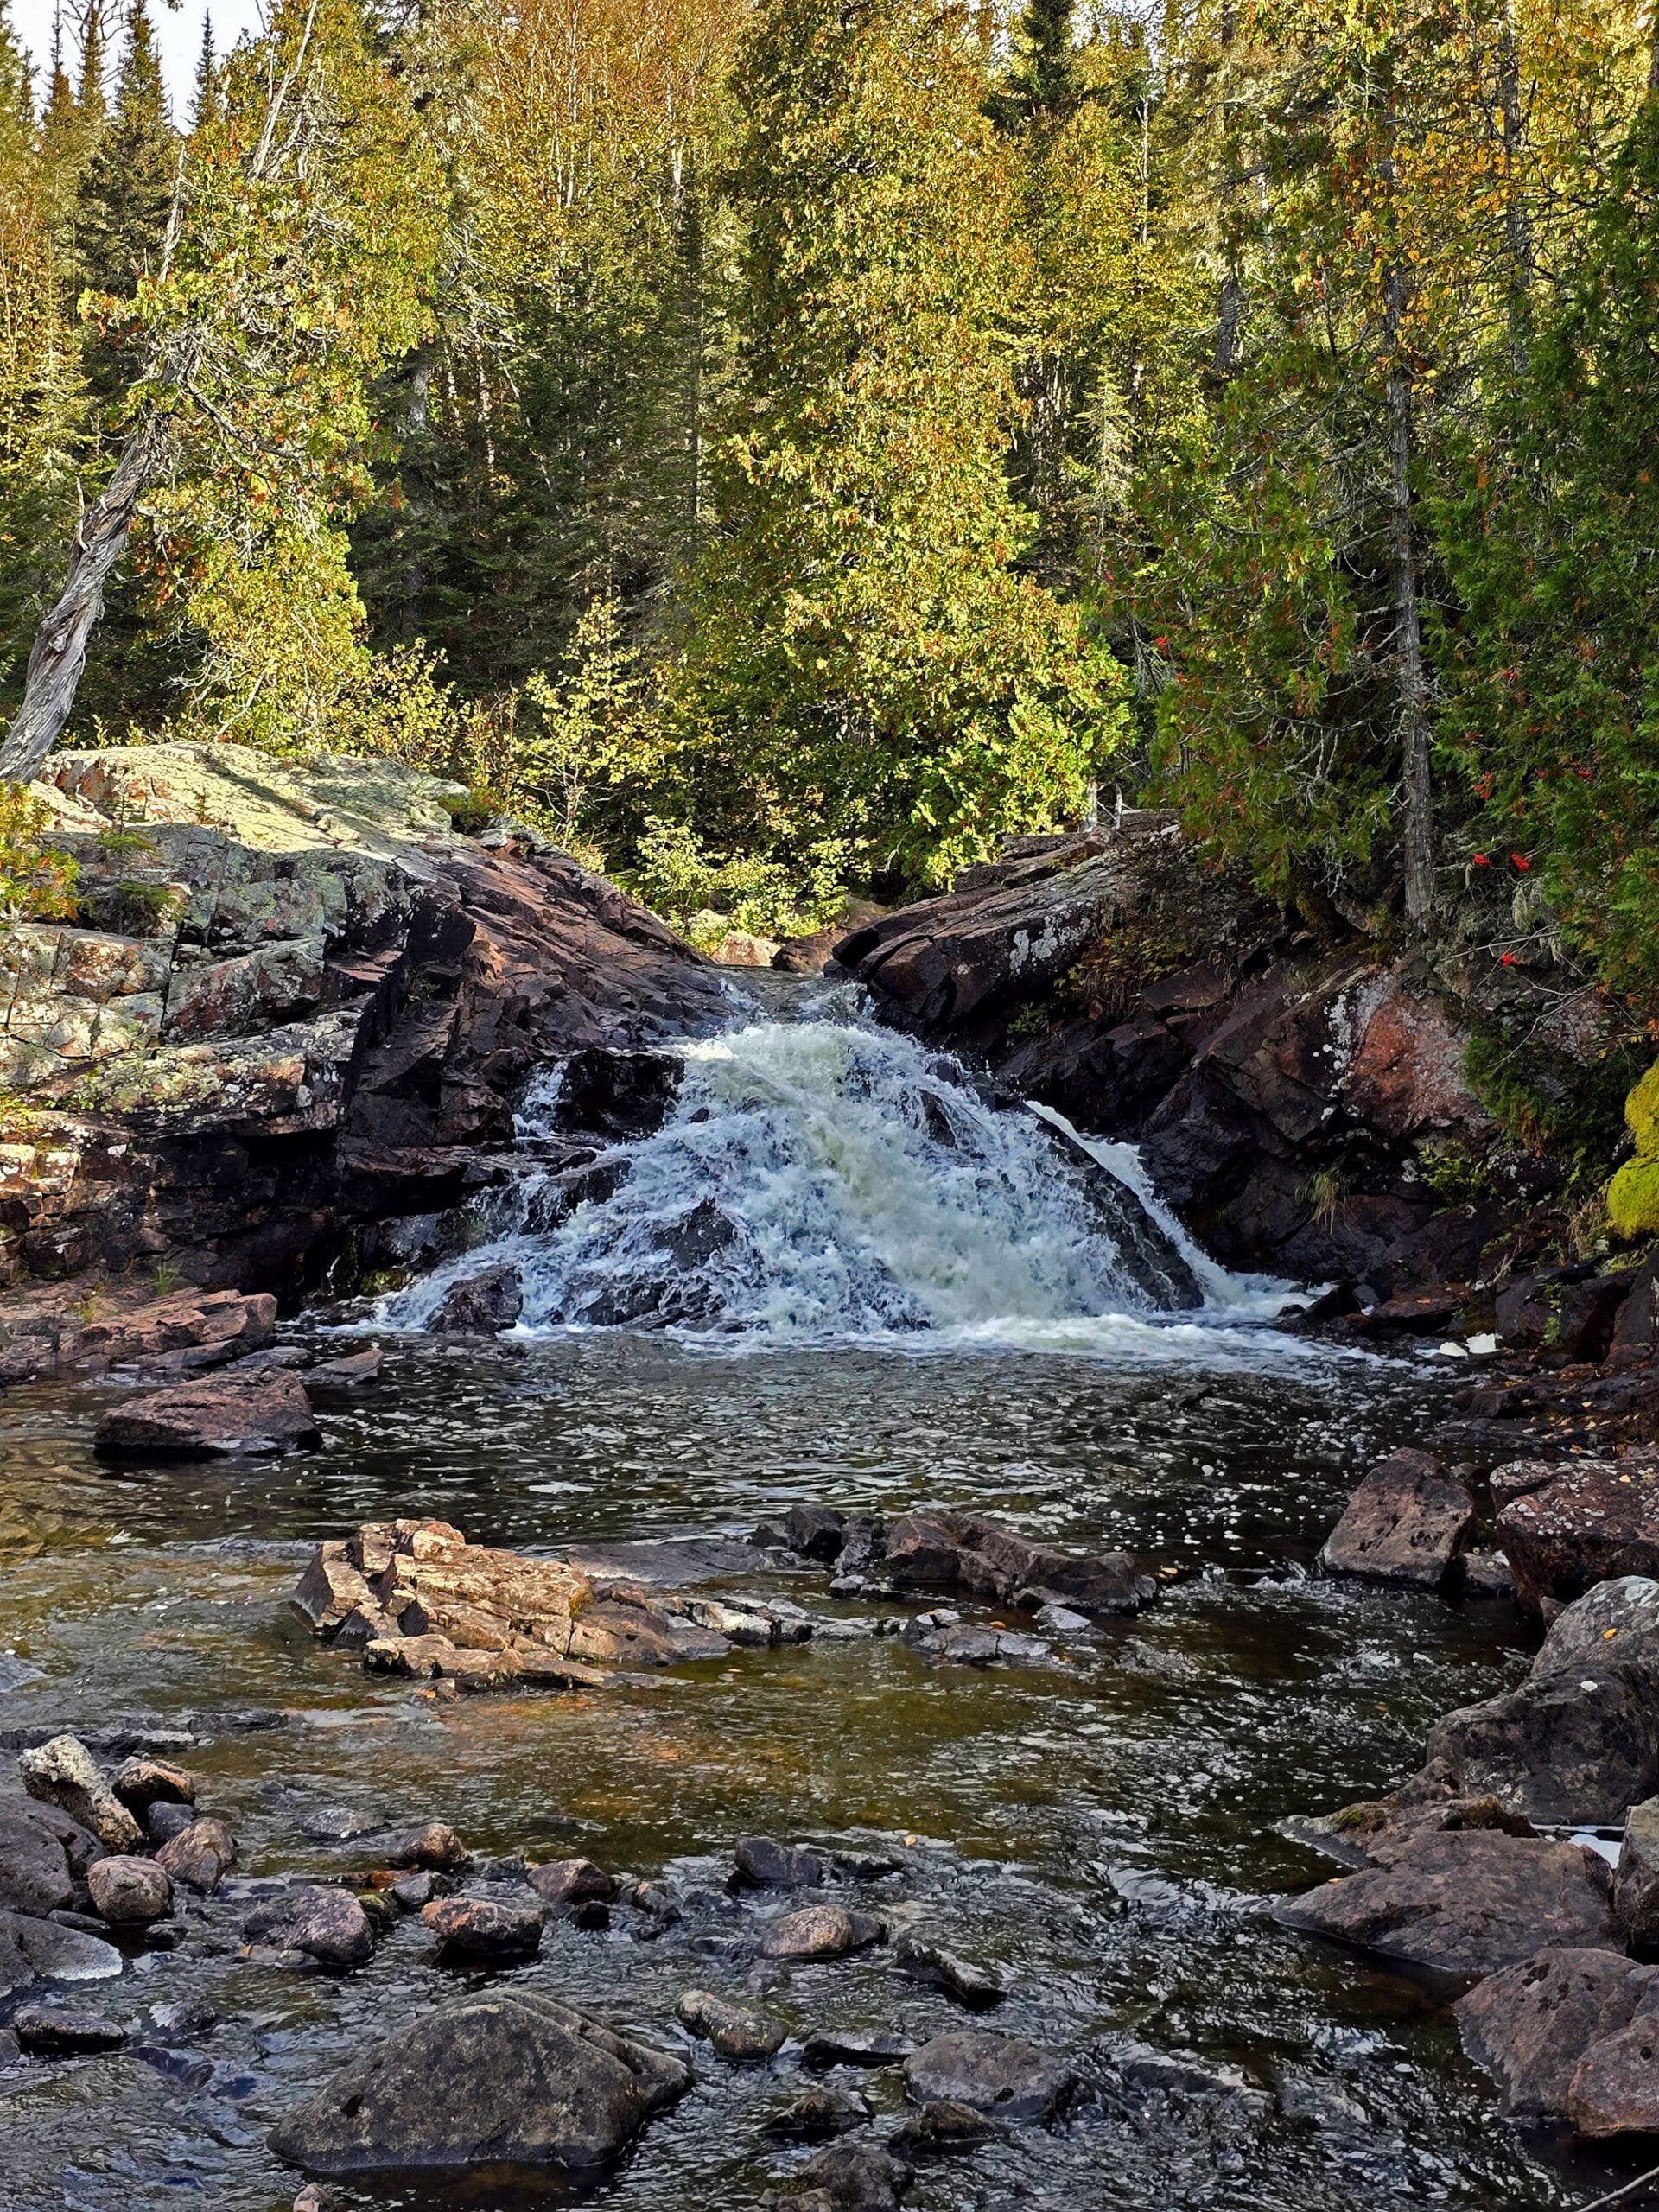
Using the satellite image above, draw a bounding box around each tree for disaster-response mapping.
[670,0,1126,887]
[190,15,220,131]
[74,0,176,302]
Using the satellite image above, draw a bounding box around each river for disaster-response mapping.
[0,988,1613,2210]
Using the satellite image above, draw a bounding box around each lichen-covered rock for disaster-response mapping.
[1497,1456,1659,1613]
[266,1987,691,2175]
[19,1734,142,1851]
[1319,1449,1475,1589]
[676,1988,786,2063]
[1456,1948,1659,2126]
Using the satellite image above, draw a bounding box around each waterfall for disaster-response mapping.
[386,1002,1304,1354]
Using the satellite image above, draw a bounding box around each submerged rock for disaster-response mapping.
[902,2031,1076,2122]
[94,1371,321,1459]
[1319,1448,1475,1589]
[266,1987,691,2176]
[893,1931,1008,2009]
[762,2084,870,2139]
[888,2099,997,2156]
[796,2140,911,2210]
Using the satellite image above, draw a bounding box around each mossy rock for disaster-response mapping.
[1608,1154,1659,1240]
[1627,1059,1659,1157]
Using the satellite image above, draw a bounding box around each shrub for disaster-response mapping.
[0,785,78,921]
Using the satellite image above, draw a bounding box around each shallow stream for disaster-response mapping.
[0,992,1618,2211]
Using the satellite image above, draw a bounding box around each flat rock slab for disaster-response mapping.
[1497,1456,1659,1613]
[0,1911,124,1998]
[1456,1947,1659,2125]
[1319,1448,1475,1588]
[1275,1829,1618,1979]
[266,1987,691,2175]
[903,2031,1076,2122]
[95,1371,321,1458]
[882,1505,1153,1617]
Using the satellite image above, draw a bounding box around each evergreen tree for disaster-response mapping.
[77,0,108,128]
[986,0,1085,134]
[190,15,219,130]
[74,0,176,300]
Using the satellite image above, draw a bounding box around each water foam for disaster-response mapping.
[387,1007,1314,1359]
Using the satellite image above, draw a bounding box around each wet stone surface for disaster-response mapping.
[0,1326,1618,2210]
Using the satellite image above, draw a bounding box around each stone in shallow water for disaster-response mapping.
[1319,1449,1475,1590]
[421,1895,544,1961]
[797,2140,911,2211]
[0,1806,75,1918]
[801,2027,914,2069]
[266,1987,691,2175]
[902,2032,1077,2122]
[1455,1946,1659,2125]
[893,1931,1007,2009]
[13,2004,127,2054]
[86,1855,172,1928]
[18,1734,143,1851]
[759,1905,886,1961]
[676,1987,786,2063]
[385,1821,468,1872]
[110,1755,197,1815]
[244,1886,375,1969]
[527,1856,616,1911]
[0,1911,124,1998]
[762,2083,869,2139]
[93,1371,321,1458]
[734,1836,830,1888]
[155,1817,237,1896]
[888,2099,996,2155]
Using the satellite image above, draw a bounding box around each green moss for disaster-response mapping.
[1609,1155,1659,1240]
[1464,1026,1646,1166]
[1626,1059,1659,1156]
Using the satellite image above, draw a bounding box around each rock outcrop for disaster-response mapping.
[1456,1948,1659,2131]
[0,744,724,1328]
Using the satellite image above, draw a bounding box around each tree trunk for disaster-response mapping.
[1384,262,1434,928]
[0,414,168,785]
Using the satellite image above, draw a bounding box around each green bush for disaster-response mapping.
[0,785,78,921]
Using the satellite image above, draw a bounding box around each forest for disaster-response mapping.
[2,0,1657,978]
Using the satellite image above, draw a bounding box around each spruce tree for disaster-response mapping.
[77,0,108,128]
[190,14,219,131]
[74,0,176,299]
[986,0,1084,135]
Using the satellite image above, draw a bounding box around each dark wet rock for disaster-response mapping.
[883,1506,1153,1617]
[1305,1792,1537,1872]
[783,1508,852,1564]
[245,1886,375,1969]
[903,2031,1077,2122]
[760,1906,886,1961]
[390,1872,433,1911]
[735,1837,831,1889]
[797,2141,911,2210]
[95,1370,321,1458]
[48,1908,111,1935]
[893,1931,1008,2009]
[0,1910,124,1997]
[1496,1455,1659,1614]
[111,1755,196,1814]
[1455,1947,1659,2125]
[429,1263,524,1335]
[13,2004,127,2054]
[1613,1796,1659,1944]
[801,2029,913,2069]
[146,1800,194,1847]
[762,2084,870,2139]
[310,1344,383,1384]
[422,1895,544,1961]
[1452,1549,1515,1600]
[1113,2042,1268,2106]
[888,2099,997,2156]
[266,1986,691,2175]
[0,1805,75,1917]
[18,1733,143,1850]
[385,1821,469,1872]
[86,1855,172,1927]
[1319,1449,1475,1589]
[903,1619,1054,1668]
[154,1816,238,1895]
[133,2040,215,2088]
[141,1997,218,2040]
[550,1046,683,1141]
[527,1857,616,1912]
[676,1987,786,2062]
[1275,1829,1618,1976]
[1033,1602,1096,1637]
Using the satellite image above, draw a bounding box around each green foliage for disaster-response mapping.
[0,783,78,918]
[73,0,176,306]
[1464,1025,1646,1166]
[620,818,846,943]
[1414,1140,1493,1207]
[1627,1060,1659,1155]
[1609,1156,1659,1240]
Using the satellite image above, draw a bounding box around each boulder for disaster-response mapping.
[548,1046,683,1141]
[1319,1449,1475,1589]
[244,1886,375,1968]
[797,2141,911,2210]
[1455,1948,1659,2123]
[421,1896,544,1961]
[265,1987,691,2175]
[86,1855,172,1928]
[528,1857,616,1912]
[758,1905,886,1961]
[19,1734,143,1851]
[94,1371,321,1458]
[675,1987,786,2063]
[1613,1796,1659,1944]
[882,1506,1152,1617]
[0,1910,123,1998]
[1497,1456,1659,1613]
[734,1836,831,1888]
[762,2085,870,2139]
[110,1755,196,1814]
[1274,1829,1618,1977]
[154,1816,237,1895]
[888,2100,996,2156]
[893,1931,1008,2009]
[291,1544,375,1636]
[385,1821,468,1872]
[902,2031,1077,2122]
[12,2004,127,2055]
[0,1805,76,1918]
[429,1263,524,1335]
[146,1801,194,1847]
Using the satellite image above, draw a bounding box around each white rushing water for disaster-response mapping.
[386,1001,1312,1359]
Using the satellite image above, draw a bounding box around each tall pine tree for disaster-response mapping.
[74,0,176,300]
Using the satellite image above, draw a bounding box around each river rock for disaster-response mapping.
[763,2083,870,2138]
[797,2141,911,2211]
[429,1263,524,1335]
[1612,1797,1659,1942]
[1274,1829,1618,1976]
[527,1857,615,1916]
[1497,1455,1659,1613]
[110,1755,197,1814]
[903,2031,1077,2121]
[12,2004,128,2054]
[147,1801,194,1847]
[893,1931,1008,2009]
[1319,1449,1475,1588]
[676,1987,786,2062]
[422,1896,544,1961]
[291,1545,375,1636]
[86,1855,172,1928]
[0,1805,76,1917]
[0,1910,123,1997]
[735,1837,831,1888]
[154,1816,238,1894]
[801,2028,915,2069]
[265,1987,692,2175]
[19,1734,143,1851]
[882,1506,1153,1616]
[759,1906,886,1961]
[94,1371,321,1458]
[1455,1947,1659,2124]
[385,1821,468,1872]
[889,2099,996,2155]
[245,1886,375,1968]
[310,1344,383,1384]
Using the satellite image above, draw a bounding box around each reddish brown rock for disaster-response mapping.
[1456,1948,1659,2122]
[1497,1456,1659,1613]
[527,1859,616,1912]
[1319,1449,1475,1589]
[95,1370,321,1458]
[422,1896,544,1961]
[111,1755,197,1814]
[385,1821,469,1872]
[155,1816,238,1894]
[244,1885,374,1968]
[882,1506,1152,1617]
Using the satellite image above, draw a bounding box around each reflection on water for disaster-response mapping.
[0,1333,1596,2212]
